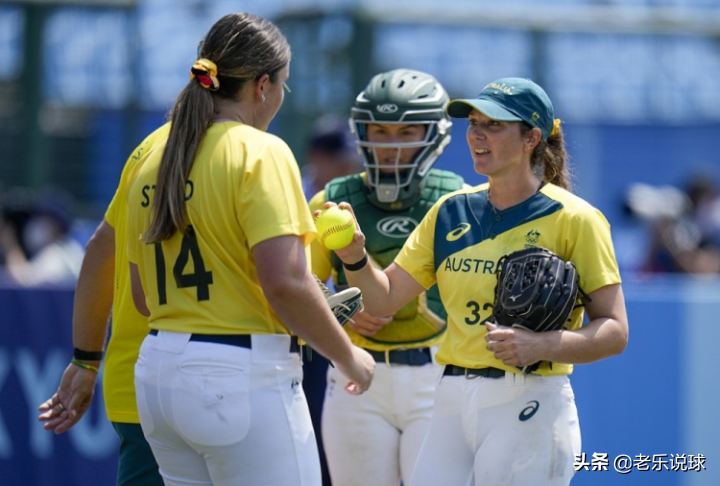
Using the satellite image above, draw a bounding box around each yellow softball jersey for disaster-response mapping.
[395,183,621,376]
[103,123,170,423]
[126,121,316,335]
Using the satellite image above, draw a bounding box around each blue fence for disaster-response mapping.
[1,276,719,485]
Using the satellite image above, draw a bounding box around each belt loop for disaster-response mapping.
[384,350,392,367]
[464,367,482,380]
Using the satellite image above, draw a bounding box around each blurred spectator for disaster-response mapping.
[0,188,84,286]
[0,186,36,261]
[302,115,363,197]
[626,175,720,274]
[688,177,720,249]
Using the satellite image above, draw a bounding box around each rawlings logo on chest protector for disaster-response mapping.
[376,216,419,238]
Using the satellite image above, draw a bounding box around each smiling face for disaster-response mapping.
[466,109,539,179]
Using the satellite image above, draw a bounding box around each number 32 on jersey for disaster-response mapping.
[465,300,493,325]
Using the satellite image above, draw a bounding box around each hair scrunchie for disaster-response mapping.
[550,118,562,138]
[189,59,220,91]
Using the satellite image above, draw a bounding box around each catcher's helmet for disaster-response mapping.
[350,69,452,207]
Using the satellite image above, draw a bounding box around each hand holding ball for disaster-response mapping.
[316,206,356,250]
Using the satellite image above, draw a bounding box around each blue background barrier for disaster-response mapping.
[1,277,719,485]
[0,285,117,486]
[571,276,720,485]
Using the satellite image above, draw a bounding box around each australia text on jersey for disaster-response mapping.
[444,258,497,274]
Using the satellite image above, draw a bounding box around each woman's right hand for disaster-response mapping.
[314,202,367,265]
[335,345,375,395]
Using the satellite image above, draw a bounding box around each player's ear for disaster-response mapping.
[524,128,542,152]
[254,73,271,102]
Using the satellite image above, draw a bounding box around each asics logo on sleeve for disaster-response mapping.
[446,223,472,241]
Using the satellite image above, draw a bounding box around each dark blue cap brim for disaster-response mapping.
[446,98,523,122]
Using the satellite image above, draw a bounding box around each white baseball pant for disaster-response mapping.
[409,371,581,486]
[322,358,443,486]
[134,330,320,486]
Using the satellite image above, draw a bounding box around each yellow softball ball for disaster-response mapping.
[316,206,356,250]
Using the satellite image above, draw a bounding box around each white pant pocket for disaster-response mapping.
[171,360,251,447]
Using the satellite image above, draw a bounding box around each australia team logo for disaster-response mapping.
[377,216,418,238]
[525,230,540,244]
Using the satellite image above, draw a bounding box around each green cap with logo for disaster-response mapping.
[446,77,555,140]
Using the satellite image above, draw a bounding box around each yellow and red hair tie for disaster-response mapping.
[189,59,219,91]
[550,118,562,138]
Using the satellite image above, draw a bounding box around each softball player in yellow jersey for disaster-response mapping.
[125,13,374,486]
[39,124,170,485]
[330,77,629,486]
[39,117,360,485]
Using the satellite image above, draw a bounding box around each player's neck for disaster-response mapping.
[213,99,254,127]
[487,175,542,211]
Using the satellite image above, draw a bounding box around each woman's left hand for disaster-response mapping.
[346,309,393,336]
[484,321,551,367]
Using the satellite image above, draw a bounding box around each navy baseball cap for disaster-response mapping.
[446,77,555,140]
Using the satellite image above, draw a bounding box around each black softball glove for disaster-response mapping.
[491,247,581,373]
[492,247,579,332]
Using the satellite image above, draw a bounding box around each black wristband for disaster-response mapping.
[343,253,368,272]
[73,347,104,361]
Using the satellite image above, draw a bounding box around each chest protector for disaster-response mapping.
[325,169,464,347]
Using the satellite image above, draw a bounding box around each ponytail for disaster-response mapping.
[524,123,572,191]
[143,84,214,243]
[142,12,291,243]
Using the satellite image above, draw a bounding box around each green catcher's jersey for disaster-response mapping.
[310,169,464,350]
